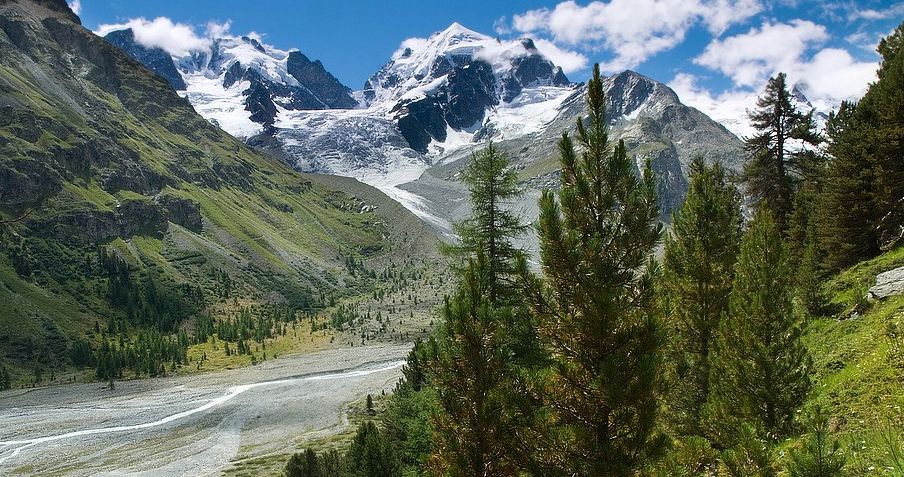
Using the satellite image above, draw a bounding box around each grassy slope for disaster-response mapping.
[798,246,904,475]
[0,1,439,384]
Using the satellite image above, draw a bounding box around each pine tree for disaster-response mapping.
[286,449,321,477]
[662,157,742,436]
[786,408,846,477]
[742,72,821,232]
[867,23,904,249]
[520,63,665,476]
[817,100,878,271]
[816,23,904,269]
[705,209,811,443]
[427,252,518,477]
[344,421,400,477]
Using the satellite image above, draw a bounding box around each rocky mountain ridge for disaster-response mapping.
[104,19,746,238]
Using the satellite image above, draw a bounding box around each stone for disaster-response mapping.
[868,266,904,300]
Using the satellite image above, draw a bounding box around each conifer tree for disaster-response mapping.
[742,72,821,232]
[866,23,904,248]
[786,408,846,477]
[286,449,321,477]
[662,158,742,436]
[817,101,879,271]
[520,63,665,476]
[705,210,811,443]
[446,141,527,303]
[427,252,518,477]
[344,421,400,477]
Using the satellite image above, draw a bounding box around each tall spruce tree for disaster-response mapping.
[427,252,518,477]
[816,100,878,271]
[705,209,811,443]
[742,72,821,232]
[520,63,665,476]
[662,158,742,436]
[816,23,904,270]
[867,23,904,248]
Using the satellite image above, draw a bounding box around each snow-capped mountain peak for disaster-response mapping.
[362,22,569,108]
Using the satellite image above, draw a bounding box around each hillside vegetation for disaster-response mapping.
[0,0,439,386]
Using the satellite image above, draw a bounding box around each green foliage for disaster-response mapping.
[344,421,400,477]
[817,22,904,270]
[720,425,778,477]
[786,408,846,477]
[446,141,527,304]
[742,72,821,232]
[706,210,811,443]
[426,252,519,477]
[661,157,742,435]
[521,63,665,476]
[285,448,343,477]
[643,436,719,477]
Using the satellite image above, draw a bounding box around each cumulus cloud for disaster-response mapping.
[492,16,511,36]
[533,39,588,73]
[95,17,219,56]
[668,73,756,135]
[67,0,81,15]
[695,20,828,87]
[508,0,762,71]
[693,19,877,109]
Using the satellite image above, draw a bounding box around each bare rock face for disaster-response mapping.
[868,266,904,300]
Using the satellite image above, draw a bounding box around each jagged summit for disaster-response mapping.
[104,29,356,138]
[362,22,569,107]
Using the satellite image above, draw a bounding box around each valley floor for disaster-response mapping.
[0,344,409,476]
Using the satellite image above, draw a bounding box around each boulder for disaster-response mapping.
[868,266,904,300]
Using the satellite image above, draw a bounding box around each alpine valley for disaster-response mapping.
[5,1,901,476]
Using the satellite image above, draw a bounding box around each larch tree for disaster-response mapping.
[742,72,821,233]
[520,63,666,477]
[705,209,811,444]
[661,157,742,437]
[446,141,527,304]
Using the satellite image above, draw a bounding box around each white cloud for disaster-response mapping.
[95,17,215,56]
[67,0,81,15]
[205,20,232,39]
[668,72,757,137]
[508,0,762,72]
[533,39,588,73]
[693,19,877,110]
[792,48,876,110]
[695,20,828,87]
[492,16,511,36]
[848,3,904,21]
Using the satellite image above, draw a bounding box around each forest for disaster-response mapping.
[282,22,904,477]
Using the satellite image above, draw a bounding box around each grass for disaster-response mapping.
[796,245,904,475]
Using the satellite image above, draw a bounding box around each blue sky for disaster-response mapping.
[70,0,902,119]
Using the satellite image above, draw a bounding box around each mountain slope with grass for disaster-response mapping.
[0,0,438,386]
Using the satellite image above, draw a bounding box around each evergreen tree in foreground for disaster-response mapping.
[742,72,820,233]
[786,408,846,477]
[427,252,518,477]
[662,157,742,436]
[520,63,665,476]
[705,209,811,443]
